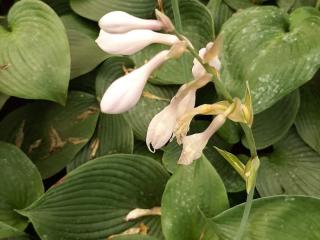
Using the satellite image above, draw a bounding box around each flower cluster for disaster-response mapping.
[96,10,252,165]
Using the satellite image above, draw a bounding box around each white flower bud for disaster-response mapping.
[100,50,169,114]
[96,29,179,55]
[178,114,226,165]
[146,90,196,152]
[99,11,163,33]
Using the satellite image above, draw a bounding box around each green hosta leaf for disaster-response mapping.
[0,0,70,104]
[0,91,99,179]
[69,69,97,95]
[42,0,71,15]
[295,85,320,153]
[162,156,228,240]
[242,91,300,150]
[256,128,320,197]
[67,113,134,171]
[292,0,317,10]
[61,14,108,79]
[112,235,158,240]
[0,142,43,235]
[20,154,169,240]
[132,0,214,85]
[204,196,320,240]
[70,0,156,21]
[217,120,241,144]
[207,0,235,34]
[0,93,9,110]
[0,222,26,239]
[134,140,163,163]
[223,0,255,10]
[221,6,320,113]
[277,0,296,11]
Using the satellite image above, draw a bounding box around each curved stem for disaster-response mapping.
[172,19,259,240]
[234,186,255,240]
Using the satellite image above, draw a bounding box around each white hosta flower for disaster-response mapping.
[96,29,179,55]
[178,114,226,165]
[100,50,169,114]
[146,90,196,152]
[99,11,163,33]
[192,42,221,79]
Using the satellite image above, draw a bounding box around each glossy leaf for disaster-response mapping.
[0,222,26,239]
[0,92,99,179]
[0,0,70,103]
[256,128,320,197]
[0,93,9,110]
[0,142,43,234]
[223,0,256,10]
[61,14,108,79]
[295,85,320,153]
[132,0,214,85]
[221,7,320,113]
[207,0,234,34]
[20,154,169,240]
[204,196,320,240]
[42,0,71,15]
[68,113,134,171]
[242,91,300,149]
[70,0,156,21]
[161,156,229,240]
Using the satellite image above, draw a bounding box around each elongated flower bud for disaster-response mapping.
[99,11,163,33]
[178,114,226,165]
[100,50,169,114]
[96,29,179,55]
[146,90,196,151]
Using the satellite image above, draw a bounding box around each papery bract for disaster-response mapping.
[99,11,163,33]
[100,50,169,114]
[96,29,179,55]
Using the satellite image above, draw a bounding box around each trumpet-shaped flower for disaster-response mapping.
[100,50,169,114]
[146,90,196,152]
[178,114,226,165]
[96,29,179,55]
[99,11,164,33]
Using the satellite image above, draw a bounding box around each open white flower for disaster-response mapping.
[146,90,196,151]
[178,114,226,165]
[100,50,169,114]
[96,29,179,55]
[99,11,164,33]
